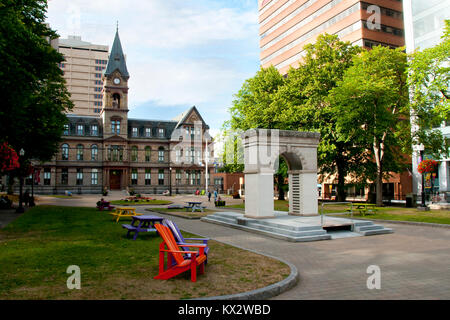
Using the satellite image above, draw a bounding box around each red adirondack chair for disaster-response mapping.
[154,224,207,282]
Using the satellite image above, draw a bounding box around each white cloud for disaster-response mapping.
[47,0,258,49]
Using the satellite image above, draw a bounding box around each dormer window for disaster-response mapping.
[91,125,98,136]
[132,127,138,137]
[63,124,69,135]
[76,124,84,136]
[145,128,151,137]
[158,128,164,138]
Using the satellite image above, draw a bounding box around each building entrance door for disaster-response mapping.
[110,170,122,190]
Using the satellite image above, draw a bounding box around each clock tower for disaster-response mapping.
[101,27,130,139]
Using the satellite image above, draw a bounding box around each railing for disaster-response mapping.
[320,201,353,227]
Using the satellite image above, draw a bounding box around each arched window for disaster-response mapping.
[91,145,98,161]
[131,146,138,162]
[145,146,151,162]
[76,144,84,161]
[158,146,165,162]
[112,93,121,108]
[61,144,69,160]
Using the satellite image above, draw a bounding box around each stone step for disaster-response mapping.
[357,227,394,236]
[354,224,384,232]
[204,215,237,225]
[251,219,324,232]
[245,221,327,237]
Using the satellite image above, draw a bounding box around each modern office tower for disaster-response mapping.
[259,0,405,74]
[54,36,109,115]
[404,0,450,203]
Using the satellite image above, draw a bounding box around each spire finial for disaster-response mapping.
[116,20,119,32]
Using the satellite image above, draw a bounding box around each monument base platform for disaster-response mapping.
[201,211,394,242]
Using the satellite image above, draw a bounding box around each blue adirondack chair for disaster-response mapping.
[162,219,210,262]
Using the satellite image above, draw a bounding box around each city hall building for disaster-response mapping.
[21,30,215,195]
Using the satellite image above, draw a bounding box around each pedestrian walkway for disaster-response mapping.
[139,208,450,300]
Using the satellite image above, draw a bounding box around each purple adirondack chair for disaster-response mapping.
[162,219,210,262]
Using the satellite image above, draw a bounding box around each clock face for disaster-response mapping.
[113,78,121,85]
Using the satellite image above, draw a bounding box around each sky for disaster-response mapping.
[46,0,261,139]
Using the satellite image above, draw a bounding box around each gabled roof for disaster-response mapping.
[104,30,129,79]
[173,106,209,129]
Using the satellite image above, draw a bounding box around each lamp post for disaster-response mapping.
[16,148,25,213]
[169,167,172,196]
[420,150,426,207]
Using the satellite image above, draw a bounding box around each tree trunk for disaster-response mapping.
[336,160,346,202]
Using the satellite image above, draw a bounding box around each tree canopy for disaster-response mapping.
[0,0,73,166]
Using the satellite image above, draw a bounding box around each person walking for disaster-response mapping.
[208,191,212,202]
[213,189,218,203]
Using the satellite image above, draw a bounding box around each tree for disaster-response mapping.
[0,0,73,170]
[273,34,364,201]
[229,65,286,131]
[407,20,450,157]
[330,46,410,206]
[228,35,366,202]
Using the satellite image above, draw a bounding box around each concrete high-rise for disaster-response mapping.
[54,36,109,115]
[259,0,405,74]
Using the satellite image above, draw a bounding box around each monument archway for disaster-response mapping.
[242,129,320,219]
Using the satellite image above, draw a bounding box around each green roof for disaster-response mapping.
[104,30,129,79]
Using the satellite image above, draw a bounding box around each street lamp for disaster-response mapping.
[420,150,426,208]
[16,148,25,213]
[169,167,172,196]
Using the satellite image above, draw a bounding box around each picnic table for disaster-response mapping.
[184,201,206,212]
[122,215,164,240]
[348,203,378,216]
[109,206,142,223]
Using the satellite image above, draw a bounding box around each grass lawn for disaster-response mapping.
[226,200,450,224]
[146,207,216,219]
[0,206,289,299]
[226,200,289,212]
[110,199,172,205]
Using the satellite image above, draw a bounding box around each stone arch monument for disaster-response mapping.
[242,129,320,219]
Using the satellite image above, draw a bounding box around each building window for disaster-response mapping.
[76,168,83,185]
[176,169,182,185]
[76,124,84,136]
[158,128,164,138]
[95,73,102,78]
[158,169,164,185]
[145,169,151,185]
[145,128,151,137]
[108,145,123,161]
[91,125,98,136]
[91,145,98,161]
[158,147,165,162]
[145,147,151,162]
[196,170,201,185]
[111,120,120,134]
[91,168,98,185]
[61,144,69,160]
[76,144,84,161]
[131,146,138,162]
[63,124,69,135]
[132,127,138,137]
[175,148,181,163]
[191,147,195,163]
[131,169,138,185]
[61,168,68,185]
[44,168,51,185]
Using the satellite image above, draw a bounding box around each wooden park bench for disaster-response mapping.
[108,206,142,223]
[96,201,115,211]
[153,224,207,282]
[348,203,378,216]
